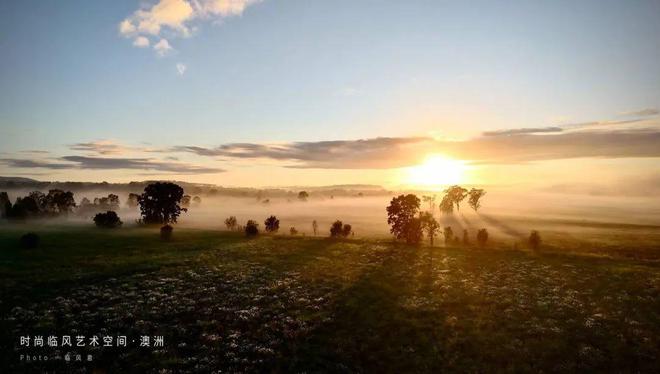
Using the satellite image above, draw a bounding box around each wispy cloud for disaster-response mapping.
[70,140,129,155]
[154,38,173,56]
[483,127,563,137]
[1,156,223,174]
[119,0,262,55]
[619,108,659,117]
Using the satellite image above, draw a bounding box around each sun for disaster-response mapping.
[406,155,467,188]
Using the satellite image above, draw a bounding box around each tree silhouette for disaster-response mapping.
[444,185,468,211]
[0,192,11,218]
[181,195,192,208]
[439,194,454,215]
[463,229,469,245]
[386,194,421,243]
[138,182,187,224]
[468,188,486,212]
[330,220,352,238]
[192,196,202,205]
[245,220,259,237]
[264,215,280,233]
[443,226,454,244]
[224,216,238,231]
[477,228,489,246]
[422,195,436,215]
[420,212,439,245]
[312,220,318,236]
[342,223,352,237]
[529,230,541,250]
[93,211,123,228]
[290,227,298,235]
[298,191,309,201]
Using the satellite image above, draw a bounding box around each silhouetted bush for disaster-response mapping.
[225,216,238,231]
[330,220,353,238]
[245,220,259,237]
[264,215,280,233]
[529,230,541,250]
[290,227,298,236]
[477,228,489,246]
[19,233,40,249]
[93,211,123,228]
[160,225,173,240]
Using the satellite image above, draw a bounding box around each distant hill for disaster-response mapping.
[0,176,40,183]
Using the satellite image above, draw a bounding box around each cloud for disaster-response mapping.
[619,108,659,117]
[171,129,660,169]
[0,159,72,170]
[176,63,187,75]
[154,38,173,56]
[133,36,150,47]
[1,156,223,174]
[483,127,563,137]
[119,0,261,53]
[70,140,129,155]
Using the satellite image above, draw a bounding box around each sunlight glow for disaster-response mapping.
[406,155,467,188]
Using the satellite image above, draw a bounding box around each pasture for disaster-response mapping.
[1,225,659,372]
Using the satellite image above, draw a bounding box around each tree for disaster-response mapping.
[420,212,439,245]
[0,192,11,219]
[127,193,140,208]
[405,217,423,245]
[529,230,541,250]
[10,196,40,219]
[463,229,469,245]
[468,188,486,212]
[330,220,344,237]
[181,195,192,208]
[386,194,421,243]
[439,194,454,215]
[192,196,201,205]
[477,229,489,246]
[264,215,280,233]
[28,191,48,212]
[225,216,238,231]
[106,194,120,210]
[444,185,468,211]
[443,226,454,244]
[245,220,259,237]
[93,211,123,228]
[138,182,187,225]
[290,227,298,235]
[422,195,437,215]
[312,220,318,236]
[298,191,309,201]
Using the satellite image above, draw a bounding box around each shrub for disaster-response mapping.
[342,224,352,237]
[330,220,344,237]
[477,228,489,246]
[264,215,280,233]
[93,211,123,228]
[19,233,40,249]
[529,230,541,250]
[290,227,298,236]
[245,220,259,237]
[160,225,173,240]
[443,226,454,244]
[224,216,238,231]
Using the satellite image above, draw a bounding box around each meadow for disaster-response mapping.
[1,224,659,373]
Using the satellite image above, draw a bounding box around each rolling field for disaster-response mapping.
[1,225,659,372]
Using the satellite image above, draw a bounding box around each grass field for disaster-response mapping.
[1,225,659,372]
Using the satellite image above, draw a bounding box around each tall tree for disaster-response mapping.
[420,212,439,245]
[138,182,187,224]
[386,194,421,244]
[444,185,468,211]
[468,188,487,212]
[264,215,280,233]
[298,191,309,201]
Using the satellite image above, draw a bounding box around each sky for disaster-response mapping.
[1,0,659,189]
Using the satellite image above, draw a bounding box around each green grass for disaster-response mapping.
[1,225,659,372]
